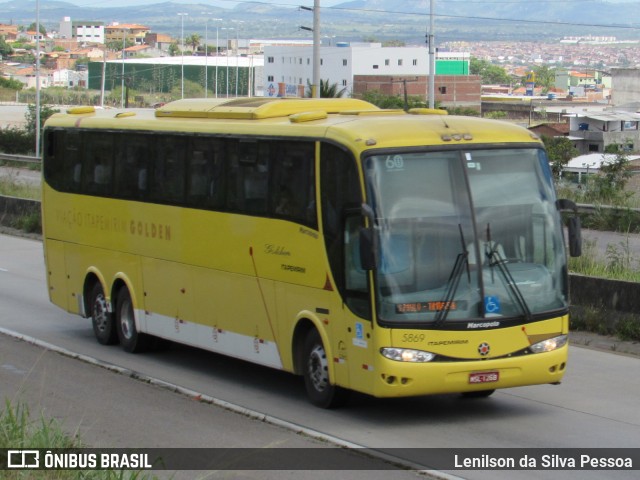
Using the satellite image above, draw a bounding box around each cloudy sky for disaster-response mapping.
[67,0,347,8]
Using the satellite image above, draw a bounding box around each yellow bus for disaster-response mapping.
[42,98,581,408]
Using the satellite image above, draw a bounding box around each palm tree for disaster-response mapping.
[305,79,347,98]
[185,33,202,54]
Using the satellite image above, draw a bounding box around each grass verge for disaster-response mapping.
[0,400,156,479]
[0,176,41,201]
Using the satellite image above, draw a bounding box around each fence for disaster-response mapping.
[0,153,41,164]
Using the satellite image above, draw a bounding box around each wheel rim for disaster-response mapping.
[308,344,329,393]
[92,293,109,333]
[119,296,135,340]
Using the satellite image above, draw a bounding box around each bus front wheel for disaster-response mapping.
[115,288,149,353]
[302,329,348,408]
[89,282,118,345]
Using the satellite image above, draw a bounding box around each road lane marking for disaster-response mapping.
[2,363,27,375]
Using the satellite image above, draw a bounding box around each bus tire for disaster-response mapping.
[461,389,495,399]
[115,287,149,353]
[302,329,349,408]
[89,282,118,345]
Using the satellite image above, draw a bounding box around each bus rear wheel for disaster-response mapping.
[115,287,149,353]
[89,282,118,345]
[302,329,348,408]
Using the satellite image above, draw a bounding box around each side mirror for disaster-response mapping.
[567,216,582,257]
[556,199,582,257]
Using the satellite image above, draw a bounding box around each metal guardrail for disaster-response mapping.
[576,203,640,215]
[0,153,41,164]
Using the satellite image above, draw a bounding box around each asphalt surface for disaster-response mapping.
[1,332,429,480]
[0,104,29,129]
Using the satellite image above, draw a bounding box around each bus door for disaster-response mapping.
[320,143,375,393]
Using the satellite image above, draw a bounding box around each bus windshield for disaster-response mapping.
[363,147,568,325]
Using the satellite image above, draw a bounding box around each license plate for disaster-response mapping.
[469,371,499,384]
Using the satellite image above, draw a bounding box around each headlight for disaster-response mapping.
[380,347,436,363]
[529,334,568,353]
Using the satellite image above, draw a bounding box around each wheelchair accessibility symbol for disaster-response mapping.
[484,296,501,314]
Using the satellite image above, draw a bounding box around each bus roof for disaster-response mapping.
[47,98,541,152]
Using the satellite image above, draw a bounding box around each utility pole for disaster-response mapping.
[428,0,436,109]
[35,0,41,158]
[301,1,320,98]
[392,77,419,111]
[313,0,320,98]
[178,13,188,99]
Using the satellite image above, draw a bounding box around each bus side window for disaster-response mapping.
[84,133,113,196]
[270,141,316,229]
[115,135,149,200]
[46,130,82,193]
[241,141,269,215]
[208,139,226,209]
[153,136,186,204]
[226,141,241,211]
[188,151,208,197]
[185,137,226,211]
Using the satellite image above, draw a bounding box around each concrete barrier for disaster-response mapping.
[0,194,40,224]
[569,273,640,313]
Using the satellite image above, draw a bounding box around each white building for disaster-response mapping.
[263,43,431,97]
[51,68,88,88]
[59,17,105,44]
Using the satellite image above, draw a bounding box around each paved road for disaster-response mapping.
[580,228,640,263]
[0,104,28,129]
[0,165,41,186]
[2,334,425,480]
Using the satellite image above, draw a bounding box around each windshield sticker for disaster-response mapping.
[353,322,367,348]
[465,152,482,171]
[484,296,502,315]
[467,162,481,171]
[384,155,405,172]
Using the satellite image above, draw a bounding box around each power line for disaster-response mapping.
[324,7,640,31]
[55,1,640,31]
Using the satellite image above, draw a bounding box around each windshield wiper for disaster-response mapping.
[485,224,532,321]
[434,224,470,326]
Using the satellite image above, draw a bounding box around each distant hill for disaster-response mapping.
[1,0,639,43]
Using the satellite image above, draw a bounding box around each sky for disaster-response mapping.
[62,0,640,7]
[67,0,347,8]
[56,0,640,12]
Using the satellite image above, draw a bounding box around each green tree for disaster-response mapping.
[531,65,556,94]
[27,23,47,36]
[484,111,508,120]
[185,34,201,53]
[382,40,405,47]
[0,77,23,90]
[0,35,13,57]
[25,104,59,137]
[106,39,134,52]
[360,90,429,110]
[470,57,511,84]
[542,135,579,178]
[168,42,180,57]
[305,79,346,98]
[594,145,632,204]
[445,106,480,116]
